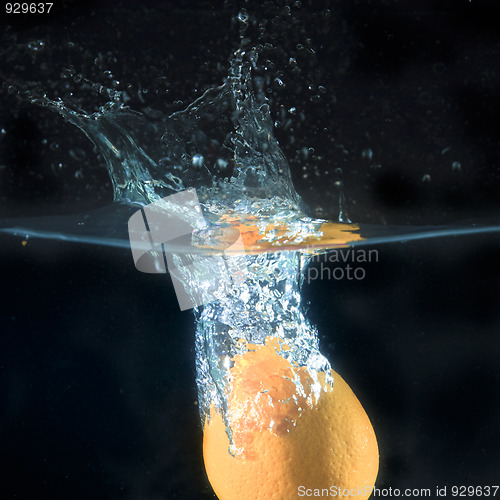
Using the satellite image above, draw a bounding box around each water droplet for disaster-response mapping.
[74,170,83,180]
[238,9,249,24]
[217,158,228,169]
[422,174,431,182]
[452,161,462,171]
[288,107,296,115]
[28,40,45,52]
[339,210,351,224]
[60,67,74,79]
[92,83,104,94]
[274,77,285,87]
[361,148,373,160]
[441,146,451,155]
[192,154,204,168]
[334,167,343,175]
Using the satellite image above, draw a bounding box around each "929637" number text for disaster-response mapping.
[6,3,53,14]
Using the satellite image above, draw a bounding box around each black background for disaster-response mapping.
[1,1,499,499]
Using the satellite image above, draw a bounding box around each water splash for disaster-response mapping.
[1,3,500,461]
[2,25,338,452]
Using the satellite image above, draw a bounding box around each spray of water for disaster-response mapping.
[1,3,500,457]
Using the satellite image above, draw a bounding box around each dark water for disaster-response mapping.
[1,231,499,499]
[1,1,500,499]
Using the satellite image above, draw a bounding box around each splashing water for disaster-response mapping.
[1,29,346,450]
[1,4,500,462]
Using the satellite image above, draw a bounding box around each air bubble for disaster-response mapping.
[452,161,461,171]
[422,174,431,182]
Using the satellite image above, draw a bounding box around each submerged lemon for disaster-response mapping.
[203,337,379,499]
